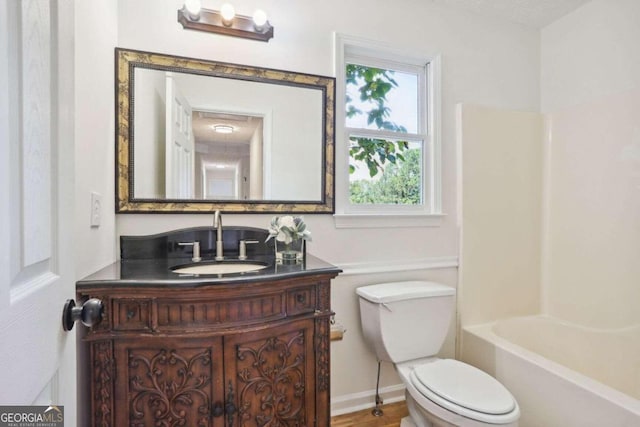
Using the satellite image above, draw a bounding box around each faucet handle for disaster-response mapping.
[178,241,201,262]
[238,240,259,260]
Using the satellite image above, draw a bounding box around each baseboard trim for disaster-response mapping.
[331,383,406,417]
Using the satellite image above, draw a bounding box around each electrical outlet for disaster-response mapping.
[90,192,102,227]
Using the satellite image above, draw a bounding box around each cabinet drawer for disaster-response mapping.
[113,299,152,331]
[156,293,286,329]
[286,286,316,316]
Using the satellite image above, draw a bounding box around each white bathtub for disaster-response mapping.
[462,315,640,427]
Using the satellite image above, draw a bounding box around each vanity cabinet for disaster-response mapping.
[78,273,335,427]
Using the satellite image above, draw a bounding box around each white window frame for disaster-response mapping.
[334,33,443,228]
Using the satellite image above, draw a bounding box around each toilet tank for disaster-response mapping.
[356,281,455,363]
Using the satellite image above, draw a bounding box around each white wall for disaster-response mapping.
[74,2,118,426]
[75,1,118,279]
[250,121,263,199]
[114,0,540,412]
[541,0,640,113]
[133,69,166,198]
[540,0,640,328]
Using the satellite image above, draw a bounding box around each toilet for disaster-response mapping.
[356,281,520,427]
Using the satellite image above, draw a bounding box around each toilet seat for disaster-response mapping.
[410,359,519,424]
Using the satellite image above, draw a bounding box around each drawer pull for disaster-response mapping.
[296,293,306,304]
[225,381,236,426]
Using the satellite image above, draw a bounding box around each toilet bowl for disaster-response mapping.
[397,358,519,426]
[356,281,520,427]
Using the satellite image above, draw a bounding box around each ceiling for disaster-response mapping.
[192,111,260,145]
[431,0,591,28]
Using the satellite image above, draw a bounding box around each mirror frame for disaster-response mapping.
[115,48,335,213]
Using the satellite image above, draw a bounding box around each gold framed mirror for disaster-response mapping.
[115,48,335,213]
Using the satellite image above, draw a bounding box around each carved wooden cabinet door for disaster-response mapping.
[114,337,225,427]
[224,319,316,427]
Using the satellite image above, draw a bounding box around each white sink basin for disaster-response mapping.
[172,262,267,275]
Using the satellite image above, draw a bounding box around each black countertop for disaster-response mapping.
[76,254,341,289]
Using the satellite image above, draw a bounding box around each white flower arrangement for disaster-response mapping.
[266,215,312,245]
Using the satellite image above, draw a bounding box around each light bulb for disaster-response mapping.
[252,9,268,31]
[183,0,201,20]
[220,3,235,26]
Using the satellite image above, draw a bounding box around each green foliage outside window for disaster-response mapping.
[346,63,423,205]
[349,148,421,205]
[346,64,410,178]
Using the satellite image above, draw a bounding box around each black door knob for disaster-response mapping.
[62,298,104,331]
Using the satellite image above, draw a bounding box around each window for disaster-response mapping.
[335,35,442,227]
[346,62,424,206]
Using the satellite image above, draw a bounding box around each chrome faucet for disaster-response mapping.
[213,210,224,260]
[238,239,259,260]
[178,241,201,262]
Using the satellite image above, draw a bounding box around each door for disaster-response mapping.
[0,0,76,423]
[165,73,195,199]
[224,320,316,427]
[114,337,225,427]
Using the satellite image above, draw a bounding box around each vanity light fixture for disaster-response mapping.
[213,125,234,134]
[252,9,268,31]
[177,1,274,42]
[219,3,235,26]
[183,0,202,20]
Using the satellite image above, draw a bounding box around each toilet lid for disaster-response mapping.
[356,281,454,304]
[412,359,516,416]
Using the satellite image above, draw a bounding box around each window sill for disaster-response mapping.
[333,213,446,229]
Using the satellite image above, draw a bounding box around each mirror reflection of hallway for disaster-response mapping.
[130,61,325,204]
[193,111,264,200]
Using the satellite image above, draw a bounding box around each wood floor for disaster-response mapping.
[331,401,409,427]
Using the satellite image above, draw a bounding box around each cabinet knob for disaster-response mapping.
[296,293,306,304]
[211,402,224,417]
[212,399,236,422]
[126,308,136,319]
[62,298,104,331]
[225,401,237,415]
